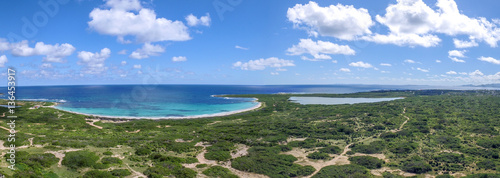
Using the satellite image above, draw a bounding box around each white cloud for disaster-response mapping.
[88,1,191,43]
[361,33,441,47]
[172,56,187,62]
[459,72,468,75]
[118,50,127,55]
[0,55,7,67]
[450,57,465,63]
[77,48,111,74]
[129,43,165,59]
[404,59,416,64]
[40,63,52,68]
[235,45,249,50]
[185,13,211,27]
[287,1,373,40]
[0,39,10,51]
[121,61,127,65]
[375,0,500,47]
[276,68,287,72]
[233,57,295,71]
[133,64,141,69]
[349,61,373,68]
[287,39,355,61]
[436,60,442,63]
[270,72,279,75]
[416,67,429,72]
[10,41,75,63]
[448,50,466,58]
[453,39,478,48]
[469,70,484,76]
[477,56,500,65]
[446,71,457,75]
[380,63,392,66]
[339,68,351,72]
[332,60,338,63]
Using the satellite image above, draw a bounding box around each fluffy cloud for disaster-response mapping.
[361,33,441,47]
[270,72,279,75]
[446,71,457,75]
[448,50,466,58]
[380,63,392,66]
[172,56,187,62]
[121,61,127,65]
[0,55,7,67]
[88,0,191,43]
[10,41,75,62]
[185,14,211,27]
[287,1,373,40]
[436,60,442,63]
[287,39,355,61]
[77,48,111,74]
[133,64,141,69]
[374,0,500,47]
[469,70,484,76]
[448,50,466,62]
[40,63,52,68]
[129,43,165,59]
[478,56,500,65]
[349,61,373,68]
[233,57,295,70]
[453,39,478,48]
[339,68,351,72]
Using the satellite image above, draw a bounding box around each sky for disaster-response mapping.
[0,0,499,86]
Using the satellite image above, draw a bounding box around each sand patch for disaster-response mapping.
[85,119,103,129]
[231,144,249,159]
[126,129,141,133]
[45,149,83,167]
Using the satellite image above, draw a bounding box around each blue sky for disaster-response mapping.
[0,0,499,86]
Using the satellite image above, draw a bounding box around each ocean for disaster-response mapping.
[1,84,480,118]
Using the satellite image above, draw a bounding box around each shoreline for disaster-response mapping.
[44,98,262,120]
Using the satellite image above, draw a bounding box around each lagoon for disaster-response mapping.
[289,97,404,105]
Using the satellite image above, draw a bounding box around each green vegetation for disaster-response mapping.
[2,90,500,177]
[348,156,384,169]
[202,166,239,178]
[312,164,373,178]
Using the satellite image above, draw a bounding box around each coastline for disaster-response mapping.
[44,98,262,120]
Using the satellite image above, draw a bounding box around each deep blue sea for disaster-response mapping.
[0,84,483,118]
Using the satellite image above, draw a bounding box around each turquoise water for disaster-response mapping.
[289,97,404,105]
[4,85,464,118]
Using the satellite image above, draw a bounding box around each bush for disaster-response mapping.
[205,151,232,162]
[144,161,197,178]
[202,166,238,178]
[135,147,152,156]
[477,137,500,149]
[319,146,342,154]
[196,164,208,168]
[111,169,132,177]
[476,160,497,170]
[312,164,373,178]
[103,151,113,156]
[83,170,114,178]
[435,175,453,178]
[101,157,122,164]
[349,156,384,169]
[351,141,385,154]
[389,142,417,155]
[61,151,99,169]
[464,173,500,178]
[307,152,330,160]
[382,172,405,178]
[401,157,432,174]
[434,153,464,164]
[92,163,110,169]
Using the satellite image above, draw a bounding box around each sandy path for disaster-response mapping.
[85,119,103,129]
[45,149,82,167]
[0,126,10,131]
[183,142,267,178]
[126,163,147,178]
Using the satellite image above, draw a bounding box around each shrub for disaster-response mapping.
[312,164,373,178]
[401,157,432,174]
[196,164,208,168]
[61,151,99,169]
[101,157,122,164]
[202,166,238,178]
[476,160,497,170]
[307,152,330,160]
[111,169,132,177]
[92,163,110,169]
[351,141,385,154]
[349,156,384,169]
[83,170,114,178]
[205,151,231,162]
[135,147,152,156]
[319,146,342,154]
[103,151,113,156]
